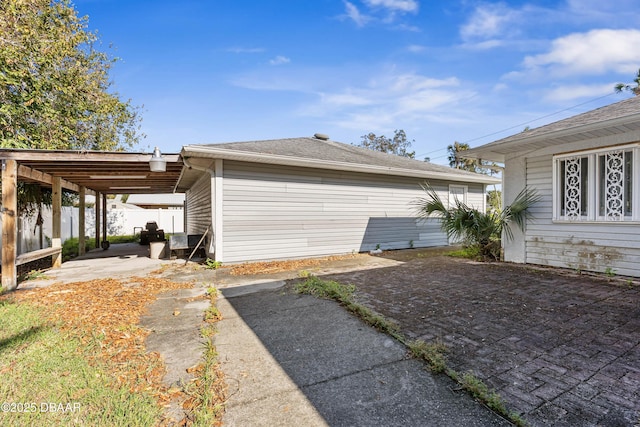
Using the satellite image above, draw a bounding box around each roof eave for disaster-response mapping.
[181,145,500,185]
[463,111,640,162]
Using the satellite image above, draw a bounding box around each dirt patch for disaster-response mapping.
[224,254,362,276]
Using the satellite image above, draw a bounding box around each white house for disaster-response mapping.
[464,96,640,276]
[175,135,499,263]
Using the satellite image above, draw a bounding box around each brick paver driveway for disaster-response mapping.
[324,249,640,427]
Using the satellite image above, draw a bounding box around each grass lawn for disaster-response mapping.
[62,234,140,261]
[0,275,225,426]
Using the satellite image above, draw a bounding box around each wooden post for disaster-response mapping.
[38,202,43,249]
[102,193,107,248]
[1,159,18,291]
[95,192,101,249]
[78,186,85,256]
[51,176,62,268]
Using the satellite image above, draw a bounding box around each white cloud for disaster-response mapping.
[461,39,504,50]
[227,47,265,54]
[231,64,475,137]
[460,3,518,41]
[364,0,419,13]
[343,1,370,27]
[523,29,640,76]
[321,90,374,107]
[307,72,469,132]
[406,44,426,53]
[544,83,617,102]
[269,55,291,66]
[342,0,417,28]
[492,83,509,92]
[565,0,640,24]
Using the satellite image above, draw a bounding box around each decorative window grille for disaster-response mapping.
[601,151,625,220]
[559,157,588,220]
[564,158,582,219]
[555,146,636,222]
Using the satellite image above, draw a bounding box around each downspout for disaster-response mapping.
[180,156,216,258]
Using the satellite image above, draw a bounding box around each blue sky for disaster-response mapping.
[76,0,639,164]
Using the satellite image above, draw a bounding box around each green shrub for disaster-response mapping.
[414,184,540,261]
[204,258,222,270]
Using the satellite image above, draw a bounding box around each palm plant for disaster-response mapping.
[414,184,540,260]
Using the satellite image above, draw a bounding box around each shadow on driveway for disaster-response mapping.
[216,281,511,427]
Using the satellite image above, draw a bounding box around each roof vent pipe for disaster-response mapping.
[313,133,330,141]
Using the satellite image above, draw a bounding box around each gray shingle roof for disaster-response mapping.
[465,96,640,161]
[193,137,485,179]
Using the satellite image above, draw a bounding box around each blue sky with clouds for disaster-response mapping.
[76,0,639,164]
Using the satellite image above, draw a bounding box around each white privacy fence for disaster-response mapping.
[2,207,184,255]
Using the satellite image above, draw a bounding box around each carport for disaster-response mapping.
[0,148,183,291]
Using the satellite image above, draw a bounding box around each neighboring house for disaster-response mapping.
[175,134,499,263]
[126,193,185,209]
[464,96,640,276]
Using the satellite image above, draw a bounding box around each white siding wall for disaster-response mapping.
[524,154,640,276]
[185,172,211,235]
[502,155,527,263]
[220,161,485,263]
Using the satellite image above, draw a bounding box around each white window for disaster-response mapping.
[448,185,468,208]
[554,145,638,221]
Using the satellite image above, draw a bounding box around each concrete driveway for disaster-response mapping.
[28,244,639,426]
[204,255,511,427]
[322,248,640,427]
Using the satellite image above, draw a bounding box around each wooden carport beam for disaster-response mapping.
[1,160,18,291]
[17,164,95,195]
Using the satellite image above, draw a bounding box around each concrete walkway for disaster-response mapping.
[28,244,513,425]
[18,242,171,289]
[205,259,511,427]
[213,279,511,427]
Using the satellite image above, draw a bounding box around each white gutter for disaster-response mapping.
[182,145,500,185]
[174,155,213,193]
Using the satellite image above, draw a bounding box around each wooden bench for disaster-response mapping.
[15,247,62,266]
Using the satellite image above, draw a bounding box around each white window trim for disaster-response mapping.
[553,143,640,222]
[448,184,468,209]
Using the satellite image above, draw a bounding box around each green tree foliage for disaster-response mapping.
[447,141,479,171]
[487,189,502,212]
[414,184,540,260]
[0,0,143,150]
[448,141,500,175]
[614,68,640,96]
[357,129,416,158]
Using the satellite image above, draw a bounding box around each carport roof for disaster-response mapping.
[0,148,183,194]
